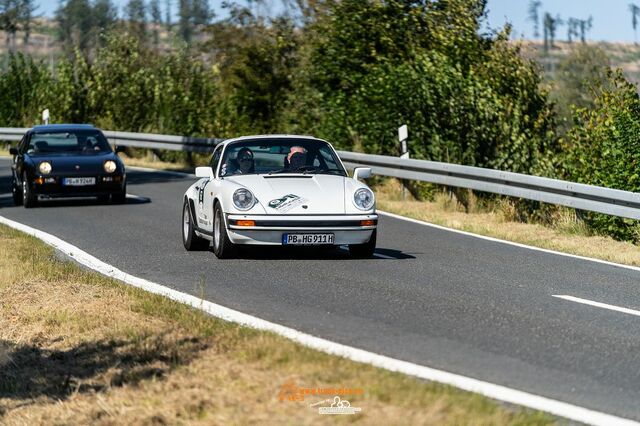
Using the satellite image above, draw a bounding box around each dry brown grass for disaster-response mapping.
[375,179,640,267]
[0,225,553,425]
[118,152,197,173]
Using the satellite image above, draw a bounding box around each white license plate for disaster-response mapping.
[282,233,335,245]
[63,177,96,186]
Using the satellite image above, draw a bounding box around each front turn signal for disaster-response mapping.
[235,220,256,227]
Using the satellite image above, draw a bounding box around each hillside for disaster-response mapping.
[522,40,640,85]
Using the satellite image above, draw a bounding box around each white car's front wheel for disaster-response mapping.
[182,200,209,251]
[213,203,236,259]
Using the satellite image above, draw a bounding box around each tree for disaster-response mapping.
[543,12,562,53]
[579,16,592,42]
[178,0,192,43]
[567,18,579,43]
[55,0,94,57]
[125,0,147,42]
[19,0,37,46]
[0,0,22,53]
[630,3,640,44]
[93,0,117,44]
[150,0,161,46]
[191,0,210,26]
[164,0,171,27]
[527,0,542,39]
[291,0,557,178]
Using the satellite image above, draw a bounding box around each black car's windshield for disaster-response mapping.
[219,138,347,177]
[28,130,112,154]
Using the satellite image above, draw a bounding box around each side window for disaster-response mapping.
[209,145,223,176]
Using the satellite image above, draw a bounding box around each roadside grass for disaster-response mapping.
[0,224,554,425]
[118,152,204,172]
[375,179,640,267]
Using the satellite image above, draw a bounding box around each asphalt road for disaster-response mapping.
[2,157,640,421]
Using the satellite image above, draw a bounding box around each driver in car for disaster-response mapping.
[284,146,307,171]
[236,147,255,174]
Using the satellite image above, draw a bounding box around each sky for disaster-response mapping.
[37,0,639,43]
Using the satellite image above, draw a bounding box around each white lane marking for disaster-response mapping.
[553,295,640,318]
[378,210,640,274]
[0,215,636,426]
[126,193,149,202]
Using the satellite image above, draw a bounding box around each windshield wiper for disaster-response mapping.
[308,168,346,175]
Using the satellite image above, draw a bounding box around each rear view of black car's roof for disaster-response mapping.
[31,124,96,132]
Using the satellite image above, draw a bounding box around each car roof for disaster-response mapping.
[222,134,327,145]
[31,124,97,132]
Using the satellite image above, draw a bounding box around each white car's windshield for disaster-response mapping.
[219,138,347,177]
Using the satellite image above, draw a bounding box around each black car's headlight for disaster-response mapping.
[38,161,52,175]
[233,188,255,210]
[104,160,117,173]
[354,188,375,210]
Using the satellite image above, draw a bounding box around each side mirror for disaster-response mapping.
[9,147,18,155]
[195,166,214,179]
[353,167,372,181]
[114,146,126,154]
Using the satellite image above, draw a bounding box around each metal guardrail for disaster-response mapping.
[2,127,640,220]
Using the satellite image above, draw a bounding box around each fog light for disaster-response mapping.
[235,220,255,227]
[360,219,375,226]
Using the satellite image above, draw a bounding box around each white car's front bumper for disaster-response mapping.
[225,213,377,245]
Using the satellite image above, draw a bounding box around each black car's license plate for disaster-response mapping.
[63,177,96,186]
[282,233,335,245]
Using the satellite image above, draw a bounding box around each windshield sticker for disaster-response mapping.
[269,194,307,213]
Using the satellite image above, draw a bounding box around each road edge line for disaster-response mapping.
[0,214,636,426]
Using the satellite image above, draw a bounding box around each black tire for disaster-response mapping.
[11,177,22,206]
[348,229,377,258]
[182,200,209,251]
[212,202,235,259]
[111,182,127,204]
[22,172,37,208]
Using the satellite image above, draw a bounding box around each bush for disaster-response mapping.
[563,69,640,241]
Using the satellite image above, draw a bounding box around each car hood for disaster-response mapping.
[225,174,345,214]
[29,152,117,174]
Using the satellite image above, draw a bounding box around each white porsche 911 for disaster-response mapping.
[182,135,378,258]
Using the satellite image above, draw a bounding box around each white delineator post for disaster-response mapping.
[398,124,409,199]
[42,109,50,125]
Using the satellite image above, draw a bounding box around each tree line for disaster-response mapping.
[1,0,640,242]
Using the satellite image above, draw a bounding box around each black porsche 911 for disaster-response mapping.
[9,124,127,208]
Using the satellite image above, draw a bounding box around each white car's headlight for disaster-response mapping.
[104,160,117,173]
[38,161,52,174]
[233,188,255,210]
[354,188,374,210]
